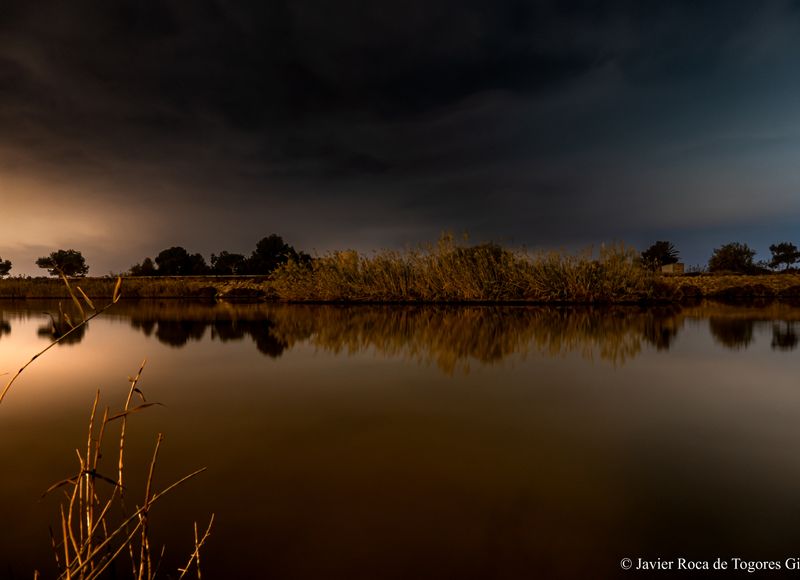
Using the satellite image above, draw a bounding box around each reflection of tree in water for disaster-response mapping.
[127,307,288,358]
[154,320,207,347]
[211,319,288,358]
[131,319,155,336]
[123,303,680,369]
[0,318,10,339]
[641,307,682,351]
[210,319,246,342]
[771,322,798,351]
[18,299,800,370]
[708,317,755,350]
[253,325,288,357]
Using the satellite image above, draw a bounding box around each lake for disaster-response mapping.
[2,300,800,578]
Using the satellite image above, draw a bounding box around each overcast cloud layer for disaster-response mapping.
[2,0,800,273]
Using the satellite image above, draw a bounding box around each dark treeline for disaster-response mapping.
[3,236,800,280]
[640,240,800,273]
[129,234,311,276]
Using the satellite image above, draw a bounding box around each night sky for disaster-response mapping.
[2,1,800,274]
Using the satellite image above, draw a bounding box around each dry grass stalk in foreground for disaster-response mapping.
[41,364,212,580]
[177,515,215,580]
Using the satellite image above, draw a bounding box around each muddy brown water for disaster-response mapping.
[2,300,800,578]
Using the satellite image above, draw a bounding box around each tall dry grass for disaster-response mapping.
[269,237,658,303]
[41,364,211,580]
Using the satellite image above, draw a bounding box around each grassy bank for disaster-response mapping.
[663,273,800,302]
[266,241,800,303]
[0,276,270,300]
[6,241,800,303]
[269,241,657,302]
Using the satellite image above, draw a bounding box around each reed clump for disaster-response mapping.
[527,244,655,302]
[42,364,211,580]
[269,237,656,303]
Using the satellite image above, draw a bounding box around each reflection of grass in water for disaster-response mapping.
[3,299,684,370]
[245,302,800,365]
[12,298,797,376]
[99,302,674,369]
[265,305,683,371]
[270,237,656,303]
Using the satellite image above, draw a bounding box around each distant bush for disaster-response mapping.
[0,257,10,277]
[708,242,756,274]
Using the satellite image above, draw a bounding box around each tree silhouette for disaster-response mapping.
[245,235,309,274]
[35,249,89,277]
[129,257,157,276]
[769,242,800,271]
[210,251,246,275]
[640,241,679,270]
[0,257,11,277]
[154,247,208,275]
[708,242,756,273]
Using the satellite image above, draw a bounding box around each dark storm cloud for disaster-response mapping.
[2,0,800,271]
[1,0,621,167]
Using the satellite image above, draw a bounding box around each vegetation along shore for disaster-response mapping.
[4,235,800,304]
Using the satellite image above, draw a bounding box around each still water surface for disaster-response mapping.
[2,300,800,578]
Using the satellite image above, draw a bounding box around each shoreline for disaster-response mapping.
[2,274,800,304]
